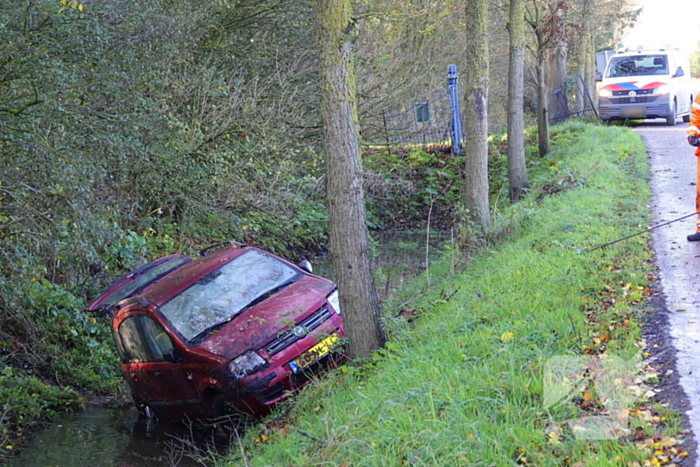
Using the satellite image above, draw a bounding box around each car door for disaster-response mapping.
[114,314,209,419]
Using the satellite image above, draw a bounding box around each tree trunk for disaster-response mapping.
[547,41,568,93]
[537,53,550,157]
[462,0,491,240]
[526,3,550,157]
[507,0,529,202]
[576,0,593,108]
[316,0,385,360]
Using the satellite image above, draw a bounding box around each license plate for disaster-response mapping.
[620,106,645,119]
[290,334,339,373]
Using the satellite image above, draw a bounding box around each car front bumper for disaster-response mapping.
[599,94,672,121]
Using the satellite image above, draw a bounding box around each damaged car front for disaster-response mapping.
[110,244,344,421]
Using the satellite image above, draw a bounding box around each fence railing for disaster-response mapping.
[547,72,599,125]
[365,65,462,155]
[367,68,598,154]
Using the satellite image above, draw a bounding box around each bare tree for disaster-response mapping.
[526,0,584,158]
[526,1,551,157]
[462,0,491,241]
[575,0,594,115]
[546,2,569,95]
[316,0,386,359]
[507,0,529,202]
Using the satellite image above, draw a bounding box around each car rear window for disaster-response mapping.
[159,250,299,342]
[99,256,191,310]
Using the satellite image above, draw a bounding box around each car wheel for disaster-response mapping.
[132,395,149,415]
[132,396,158,431]
[684,114,691,123]
[666,101,677,126]
[211,393,230,419]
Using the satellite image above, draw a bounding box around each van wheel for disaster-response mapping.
[666,101,677,126]
[684,97,694,122]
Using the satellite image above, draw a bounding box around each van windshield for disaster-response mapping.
[605,54,668,78]
[605,55,668,78]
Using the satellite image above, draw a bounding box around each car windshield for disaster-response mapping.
[159,250,299,342]
[99,256,191,310]
[605,55,668,78]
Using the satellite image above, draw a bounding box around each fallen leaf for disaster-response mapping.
[500,331,514,343]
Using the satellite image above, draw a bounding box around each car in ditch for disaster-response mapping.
[109,241,344,421]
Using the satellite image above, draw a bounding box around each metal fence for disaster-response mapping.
[367,65,463,155]
[547,72,599,125]
[367,68,599,154]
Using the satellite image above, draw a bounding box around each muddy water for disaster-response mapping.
[11,231,450,466]
[10,406,236,466]
[313,230,452,302]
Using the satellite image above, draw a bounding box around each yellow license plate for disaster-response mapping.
[293,334,339,371]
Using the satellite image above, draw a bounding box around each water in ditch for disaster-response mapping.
[9,406,237,467]
[313,230,452,302]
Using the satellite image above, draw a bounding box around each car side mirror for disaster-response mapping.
[298,259,313,274]
[162,349,182,363]
[595,71,602,82]
[674,67,684,78]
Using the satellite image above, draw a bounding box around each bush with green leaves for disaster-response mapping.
[0,370,83,457]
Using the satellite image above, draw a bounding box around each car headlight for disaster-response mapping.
[228,350,267,380]
[327,290,341,315]
[598,89,612,98]
[656,84,671,95]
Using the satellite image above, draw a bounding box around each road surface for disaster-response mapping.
[641,119,700,464]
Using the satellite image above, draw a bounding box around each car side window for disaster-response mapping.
[116,315,175,363]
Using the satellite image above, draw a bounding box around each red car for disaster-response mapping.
[109,242,344,421]
[85,254,192,316]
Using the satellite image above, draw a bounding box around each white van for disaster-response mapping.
[596,49,693,125]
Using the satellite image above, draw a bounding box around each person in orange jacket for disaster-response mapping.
[687,93,700,241]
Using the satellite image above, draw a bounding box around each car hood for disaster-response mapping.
[195,275,335,359]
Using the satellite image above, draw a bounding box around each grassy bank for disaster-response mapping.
[220,122,686,466]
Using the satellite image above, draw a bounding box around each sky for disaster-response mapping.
[622,0,700,55]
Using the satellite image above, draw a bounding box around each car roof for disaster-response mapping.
[612,49,676,58]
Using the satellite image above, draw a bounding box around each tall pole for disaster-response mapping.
[447,64,462,156]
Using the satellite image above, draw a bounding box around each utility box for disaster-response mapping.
[415,103,430,123]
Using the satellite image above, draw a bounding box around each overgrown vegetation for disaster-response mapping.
[0,0,663,462]
[0,0,331,456]
[360,125,571,230]
[219,122,688,466]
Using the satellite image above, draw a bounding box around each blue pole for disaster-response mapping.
[447,64,462,156]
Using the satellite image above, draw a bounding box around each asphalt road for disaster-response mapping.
[640,119,700,464]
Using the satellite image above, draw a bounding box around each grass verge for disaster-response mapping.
[217,121,687,466]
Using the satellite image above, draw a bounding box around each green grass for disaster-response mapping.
[216,122,681,466]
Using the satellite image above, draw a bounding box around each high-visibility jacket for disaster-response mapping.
[688,93,700,233]
[688,94,700,157]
